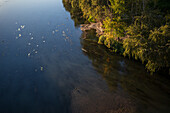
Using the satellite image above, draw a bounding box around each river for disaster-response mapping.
[0,0,170,113]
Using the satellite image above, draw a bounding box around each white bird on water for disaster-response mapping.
[28,53,31,57]
[21,25,25,29]
[52,31,55,34]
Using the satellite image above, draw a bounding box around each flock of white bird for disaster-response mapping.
[15,22,72,72]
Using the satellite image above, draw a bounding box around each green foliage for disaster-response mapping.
[103,16,126,38]
[63,0,170,74]
[123,14,170,74]
[145,25,170,73]
[109,0,126,15]
[104,37,124,54]
[88,16,96,23]
[98,35,106,44]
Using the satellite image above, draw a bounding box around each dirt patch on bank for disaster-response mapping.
[80,22,129,42]
[80,22,104,35]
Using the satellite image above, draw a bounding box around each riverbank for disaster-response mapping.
[80,22,128,42]
[80,22,104,35]
[79,22,169,75]
[63,0,169,75]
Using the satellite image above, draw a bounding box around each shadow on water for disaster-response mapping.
[62,1,170,112]
[79,30,170,113]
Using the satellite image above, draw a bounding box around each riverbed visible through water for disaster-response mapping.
[0,0,170,113]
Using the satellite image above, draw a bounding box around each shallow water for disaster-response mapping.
[0,0,170,113]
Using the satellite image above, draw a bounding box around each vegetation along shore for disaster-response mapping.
[63,0,170,75]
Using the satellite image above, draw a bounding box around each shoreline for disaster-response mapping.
[80,22,128,42]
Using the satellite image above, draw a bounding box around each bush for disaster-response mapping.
[88,16,96,23]
[98,35,106,44]
[104,38,124,54]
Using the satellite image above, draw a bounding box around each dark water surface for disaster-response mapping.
[0,0,170,113]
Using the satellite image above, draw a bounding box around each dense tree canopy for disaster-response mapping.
[63,0,170,75]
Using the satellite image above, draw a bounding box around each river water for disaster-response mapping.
[0,0,170,113]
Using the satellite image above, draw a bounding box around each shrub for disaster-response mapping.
[98,35,106,44]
